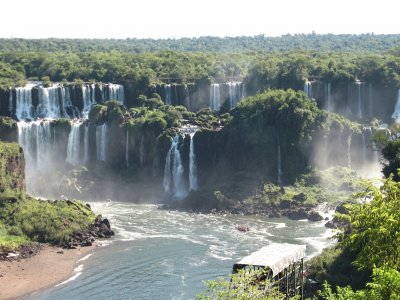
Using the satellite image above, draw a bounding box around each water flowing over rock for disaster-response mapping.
[163,134,187,198]
[81,84,96,118]
[209,84,221,111]
[17,120,52,171]
[96,124,108,161]
[304,81,313,99]
[325,82,332,111]
[228,82,245,109]
[392,89,400,122]
[164,84,172,105]
[108,83,125,104]
[84,125,89,163]
[15,84,35,120]
[10,82,125,120]
[66,121,83,166]
[209,82,246,110]
[189,132,198,191]
[355,80,363,119]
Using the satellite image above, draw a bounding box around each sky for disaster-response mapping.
[1,0,399,39]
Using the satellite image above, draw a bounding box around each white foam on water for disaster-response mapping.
[56,264,84,286]
[274,222,286,229]
[78,254,92,262]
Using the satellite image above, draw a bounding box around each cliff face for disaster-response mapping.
[0,142,25,192]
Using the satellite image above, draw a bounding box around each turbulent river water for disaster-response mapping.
[32,201,334,300]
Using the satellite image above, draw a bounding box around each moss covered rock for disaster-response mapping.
[0,142,25,193]
[0,117,17,142]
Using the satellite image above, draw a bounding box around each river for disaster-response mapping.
[31,201,334,300]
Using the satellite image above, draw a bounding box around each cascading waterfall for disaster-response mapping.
[227,82,245,109]
[165,84,172,105]
[241,83,246,99]
[189,132,198,191]
[11,82,125,120]
[347,135,352,169]
[163,134,187,198]
[84,125,89,162]
[108,83,125,104]
[361,132,367,165]
[209,84,221,111]
[304,81,313,99]
[37,85,72,119]
[355,80,363,119]
[125,129,129,168]
[392,89,400,123]
[96,124,108,161]
[66,121,82,166]
[81,84,96,118]
[17,120,52,171]
[60,86,76,118]
[184,86,190,111]
[15,85,34,120]
[325,82,332,111]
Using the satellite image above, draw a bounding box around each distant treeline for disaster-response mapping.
[1,34,400,53]
[1,49,400,91]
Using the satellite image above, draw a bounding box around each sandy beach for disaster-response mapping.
[0,244,95,300]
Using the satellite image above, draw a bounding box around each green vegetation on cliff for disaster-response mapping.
[0,142,100,252]
[0,142,24,193]
[307,175,400,299]
[0,194,96,251]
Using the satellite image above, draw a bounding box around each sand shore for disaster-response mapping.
[0,244,95,299]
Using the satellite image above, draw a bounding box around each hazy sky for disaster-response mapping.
[1,0,399,38]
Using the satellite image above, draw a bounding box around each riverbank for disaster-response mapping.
[0,244,95,300]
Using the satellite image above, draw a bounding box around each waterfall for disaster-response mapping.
[15,85,34,120]
[325,82,332,111]
[347,135,352,169]
[165,84,172,105]
[209,84,221,111]
[108,84,125,104]
[84,125,89,162]
[189,132,198,191]
[96,124,108,161]
[241,83,246,100]
[355,80,363,119]
[82,84,96,118]
[304,81,313,99]
[66,121,82,166]
[361,132,367,165]
[17,120,52,171]
[277,133,283,186]
[163,134,187,198]
[228,82,236,108]
[8,90,13,115]
[60,86,76,118]
[184,86,190,111]
[125,129,129,168]
[392,90,400,123]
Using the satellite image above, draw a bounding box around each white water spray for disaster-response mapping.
[189,132,198,191]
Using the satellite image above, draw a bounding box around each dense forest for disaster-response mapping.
[1,34,400,53]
